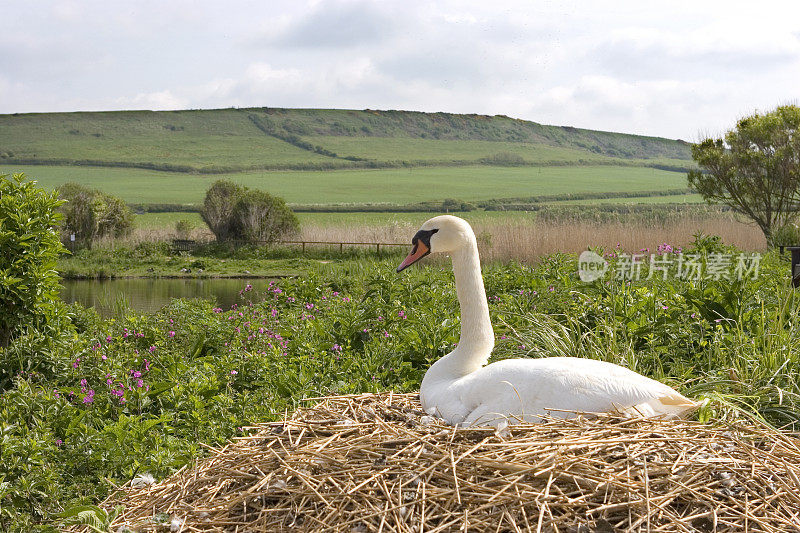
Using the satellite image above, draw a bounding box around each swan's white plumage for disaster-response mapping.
[400,215,698,427]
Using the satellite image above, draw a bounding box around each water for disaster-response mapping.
[61,278,264,317]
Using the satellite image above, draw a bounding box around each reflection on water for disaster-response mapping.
[61,278,267,317]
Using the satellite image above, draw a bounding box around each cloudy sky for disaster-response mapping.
[2,0,798,139]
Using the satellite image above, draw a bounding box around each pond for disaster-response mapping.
[61,278,264,317]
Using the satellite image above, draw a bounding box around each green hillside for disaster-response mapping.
[0,107,692,172]
[0,107,696,209]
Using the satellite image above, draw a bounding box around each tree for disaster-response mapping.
[200,180,299,243]
[0,173,66,347]
[200,180,244,242]
[57,183,133,248]
[232,189,299,243]
[688,105,800,243]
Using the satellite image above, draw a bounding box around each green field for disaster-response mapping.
[0,109,344,170]
[2,164,689,205]
[0,107,697,211]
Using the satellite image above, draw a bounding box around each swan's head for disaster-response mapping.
[397,215,475,272]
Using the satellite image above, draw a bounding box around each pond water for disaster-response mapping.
[61,278,264,317]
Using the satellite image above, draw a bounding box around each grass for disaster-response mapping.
[0,109,341,170]
[2,164,690,205]
[3,246,800,531]
[302,136,692,169]
[0,108,692,172]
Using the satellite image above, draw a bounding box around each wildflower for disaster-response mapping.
[83,390,95,404]
[168,331,175,338]
[72,357,81,368]
[244,284,252,292]
[55,439,63,446]
[398,310,406,319]
[213,307,223,313]
[106,336,112,343]
[230,370,238,375]
[148,345,156,353]
[136,379,144,388]
[101,354,108,361]
[331,344,342,352]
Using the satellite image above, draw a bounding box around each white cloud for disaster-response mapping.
[115,90,189,111]
[0,0,798,138]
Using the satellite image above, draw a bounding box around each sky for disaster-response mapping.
[1,0,799,140]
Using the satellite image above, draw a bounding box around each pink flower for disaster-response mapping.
[148,346,156,353]
[55,439,63,446]
[230,370,238,375]
[168,331,175,338]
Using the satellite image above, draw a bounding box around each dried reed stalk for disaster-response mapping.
[95,393,800,533]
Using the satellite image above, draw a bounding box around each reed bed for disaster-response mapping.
[100,393,800,532]
[301,217,766,262]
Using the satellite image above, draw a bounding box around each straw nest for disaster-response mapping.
[99,393,800,532]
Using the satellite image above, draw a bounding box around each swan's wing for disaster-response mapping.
[456,358,698,424]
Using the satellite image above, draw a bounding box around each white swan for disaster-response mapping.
[397,215,699,427]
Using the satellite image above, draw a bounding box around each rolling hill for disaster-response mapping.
[0,107,696,208]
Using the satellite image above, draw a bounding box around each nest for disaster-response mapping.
[102,393,800,532]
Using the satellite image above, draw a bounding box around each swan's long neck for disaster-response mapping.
[425,239,494,382]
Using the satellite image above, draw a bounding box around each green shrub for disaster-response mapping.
[200,180,299,244]
[0,173,66,348]
[57,182,133,248]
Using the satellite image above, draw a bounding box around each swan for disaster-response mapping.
[396,215,699,427]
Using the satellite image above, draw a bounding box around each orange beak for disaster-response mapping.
[397,241,430,272]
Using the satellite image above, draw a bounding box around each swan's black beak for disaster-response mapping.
[397,228,438,272]
[397,241,430,272]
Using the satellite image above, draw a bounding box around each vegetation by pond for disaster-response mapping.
[56,241,363,279]
[3,237,800,530]
[61,278,273,318]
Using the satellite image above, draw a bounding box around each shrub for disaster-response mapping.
[200,180,299,244]
[231,189,299,243]
[174,219,194,239]
[57,183,133,248]
[480,152,526,166]
[200,180,244,242]
[0,173,66,347]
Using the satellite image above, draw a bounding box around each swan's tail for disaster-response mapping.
[625,392,704,419]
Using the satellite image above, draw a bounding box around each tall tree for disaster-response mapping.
[688,104,800,243]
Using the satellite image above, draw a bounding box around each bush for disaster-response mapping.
[57,183,133,248]
[231,189,299,243]
[0,173,66,347]
[200,180,299,244]
[200,180,243,242]
[480,152,526,166]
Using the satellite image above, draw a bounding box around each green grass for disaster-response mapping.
[304,136,692,168]
[0,108,692,175]
[0,109,341,170]
[4,248,800,530]
[3,164,690,205]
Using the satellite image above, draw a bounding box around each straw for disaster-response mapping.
[89,393,800,532]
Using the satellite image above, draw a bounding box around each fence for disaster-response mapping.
[171,239,407,254]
